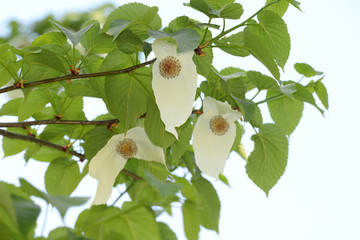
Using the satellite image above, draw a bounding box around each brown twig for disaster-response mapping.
[0,129,85,161]
[0,128,143,181]
[121,169,143,181]
[0,59,156,94]
[0,119,119,128]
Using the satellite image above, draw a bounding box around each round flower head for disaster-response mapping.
[89,127,165,205]
[152,39,197,138]
[193,97,242,179]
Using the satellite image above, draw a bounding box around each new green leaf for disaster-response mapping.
[246,124,288,195]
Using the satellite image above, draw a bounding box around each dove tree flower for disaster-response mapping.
[193,97,242,179]
[89,127,165,205]
[152,39,197,138]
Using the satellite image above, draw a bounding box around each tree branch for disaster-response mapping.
[0,129,85,161]
[0,119,119,128]
[0,58,156,94]
[0,128,143,181]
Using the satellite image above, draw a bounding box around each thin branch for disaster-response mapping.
[209,0,280,44]
[0,58,156,94]
[121,169,143,181]
[0,129,85,161]
[0,128,143,181]
[0,119,119,128]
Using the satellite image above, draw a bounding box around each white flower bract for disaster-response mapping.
[193,97,242,179]
[152,39,197,138]
[89,127,165,205]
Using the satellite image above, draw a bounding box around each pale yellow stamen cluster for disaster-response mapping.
[159,56,182,79]
[116,138,137,159]
[209,115,229,136]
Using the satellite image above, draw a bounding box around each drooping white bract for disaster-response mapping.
[89,127,165,205]
[193,96,242,179]
[152,39,197,138]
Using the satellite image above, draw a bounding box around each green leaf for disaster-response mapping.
[314,79,329,109]
[19,178,49,201]
[231,122,245,153]
[2,128,31,157]
[48,196,89,219]
[148,29,201,52]
[267,89,304,135]
[185,0,243,19]
[216,67,246,81]
[18,88,52,121]
[265,0,289,17]
[219,173,230,186]
[0,183,22,240]
[84,126,113,160]
[158,222,177,240]
[193,46,213,77]
[293,82,324,114]
[217,3,244,19]
[48,227,83,240]
[248,10,290,69]
[20,178,88,218]
[0,46,19,85]
[247,71,279,91]
[182,200,200,240]
[144,98,176,149]
[294,62,323,77]
[102,3,162,40]
[51,20,95,46]
[143,171,182,198]
[246,123,288,195]
[11,195,40,239]
[81,21,116,54]
[171,119,193,162]
[0,98,22,116]
[59,95,86,120]
[116,29,142,54]
[30,32,67,47]
[76,206,108,239]
[22,64,62,84]
[100,49,133,72]
[192,177,220,231]
[249,105,263,128]
[244,28,280,80]
[280,82,297,99]
[184,0,210,16]
[233,97,256,122]
[105,68,151,132]
[215,32,250,57]
[45,158,82,195]
[108,19,132,39]
[23,48,68,74]
[104,202,162,240]
[286,0,301,11]
[217,67,247,99]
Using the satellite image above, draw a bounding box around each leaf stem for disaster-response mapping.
[250,90,261,101]
[209,0,280,44]
[111,181,134,206]
[200,18,212,45]
[256,92,283,105]
[0,58,156,94]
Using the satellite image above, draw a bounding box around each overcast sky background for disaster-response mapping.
[0,0,360,239]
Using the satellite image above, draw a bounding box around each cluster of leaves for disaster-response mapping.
[0,0,328,239]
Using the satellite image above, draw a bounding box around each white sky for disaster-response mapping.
[0,0,360,240]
